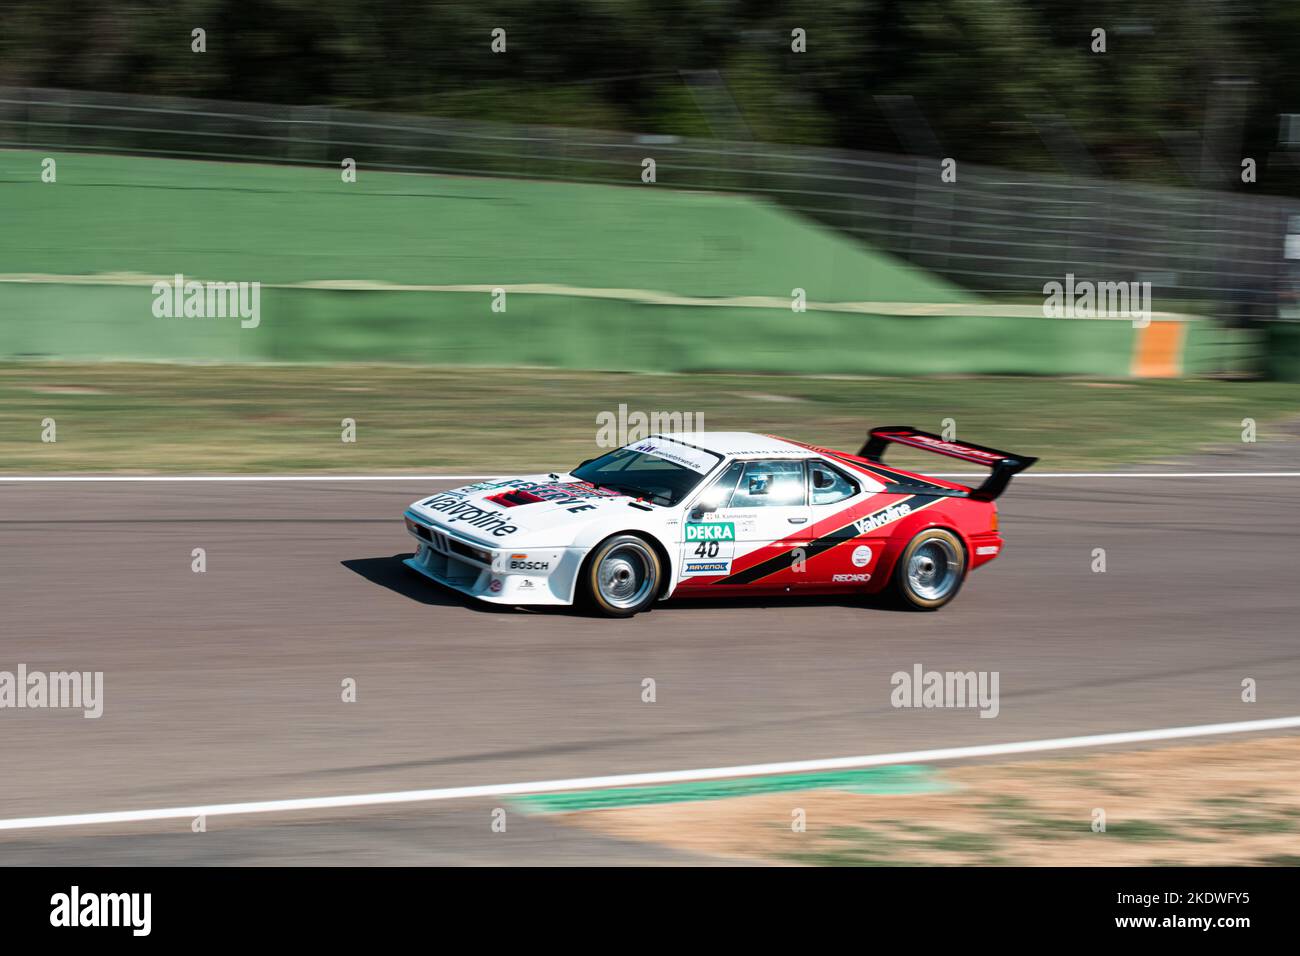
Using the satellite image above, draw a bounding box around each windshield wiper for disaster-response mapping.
[607,483,669,507]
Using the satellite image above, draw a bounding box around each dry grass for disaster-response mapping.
[559,737,1300,865]
[3,362,1298,473]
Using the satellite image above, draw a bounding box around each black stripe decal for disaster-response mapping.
[719,495,941,586]
[826,453,962,496]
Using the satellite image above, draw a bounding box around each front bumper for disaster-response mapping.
[402,512,579,605]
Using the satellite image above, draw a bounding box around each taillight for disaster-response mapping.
[990,507,999,532]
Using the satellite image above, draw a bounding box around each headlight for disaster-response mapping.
[448,539,493,564]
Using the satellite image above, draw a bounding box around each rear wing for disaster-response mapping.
[858,426,1037,502]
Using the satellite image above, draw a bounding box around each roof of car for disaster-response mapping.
[653,431,812,457]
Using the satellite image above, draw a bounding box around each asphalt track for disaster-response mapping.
[2,457,1299,864]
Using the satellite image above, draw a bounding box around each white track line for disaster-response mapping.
[1,715,1297,833]
[1,472,1299,482]
[962,471,1300,479]
[0,475,490,482]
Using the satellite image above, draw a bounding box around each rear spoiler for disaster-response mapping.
[858,426,1037,502]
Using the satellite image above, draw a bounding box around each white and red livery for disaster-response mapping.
[402,426,1036,616]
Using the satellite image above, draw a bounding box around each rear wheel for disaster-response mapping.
[890,528,966,610]
[581,535,661,618]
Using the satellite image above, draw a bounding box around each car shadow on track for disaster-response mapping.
[341,554,505,613]
[657,593,908,613]
[343,554,910,615]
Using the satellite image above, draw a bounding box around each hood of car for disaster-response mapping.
[407,474,653,545]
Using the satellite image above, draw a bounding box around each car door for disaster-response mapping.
[680,458,811,588]
[802,458,870,588]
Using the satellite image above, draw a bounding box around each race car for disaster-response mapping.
[402,427,1036,617]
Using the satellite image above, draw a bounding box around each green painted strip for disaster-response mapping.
[510,765,946,815]
[0,285,1141,376]
[0,273,1198,322]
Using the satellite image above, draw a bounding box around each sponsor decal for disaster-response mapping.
[458,479,519,493]
[853,502,912,534]
[628,438,718,474]
[420,493,520,537]
[684,521,736,567]
[522,480,620,501]
[684,561,731,575]
[508,554,551,572]
[488,578,503,593]
[900,434,1004,461]
[424,492,462,504]
[976,545,999,556]
[851,545,873,567]
[462,478,619,505]
[455,478,622,514]
[833,573,872,583]
[684,522,735,542]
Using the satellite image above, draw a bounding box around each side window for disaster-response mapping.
[729,460,807,508]
[695,460,744,511]
[810,462,858,505]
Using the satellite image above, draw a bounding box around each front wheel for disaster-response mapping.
[890,528,966,611]
[581,534,661,618]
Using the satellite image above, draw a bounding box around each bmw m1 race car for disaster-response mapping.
[402,427,1036,617]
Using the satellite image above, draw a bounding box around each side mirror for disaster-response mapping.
[689,503,712,520]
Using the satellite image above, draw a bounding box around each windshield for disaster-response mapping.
[571,442,721,507]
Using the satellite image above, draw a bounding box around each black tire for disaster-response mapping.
[580,534,662,618]
[889,528,966,611]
